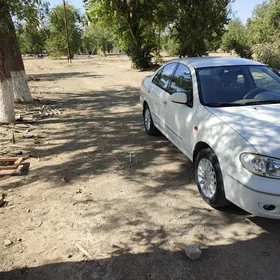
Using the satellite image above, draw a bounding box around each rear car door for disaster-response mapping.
[161,63,194,152]
[149,63,178,131]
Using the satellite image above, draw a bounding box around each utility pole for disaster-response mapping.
[62,0,71,64]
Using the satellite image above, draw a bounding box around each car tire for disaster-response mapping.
[195,148,230,208]
[143,105,160,136]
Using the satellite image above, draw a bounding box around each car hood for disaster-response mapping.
[207,104,280,158]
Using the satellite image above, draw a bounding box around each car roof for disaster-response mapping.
[171,57,264,69]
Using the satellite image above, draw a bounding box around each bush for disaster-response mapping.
[253,41,280,69]
[162,37,180,57]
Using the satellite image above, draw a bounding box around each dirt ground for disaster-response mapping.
[1,55,280,280]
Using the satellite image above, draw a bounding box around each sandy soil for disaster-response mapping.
[1,55,280,280]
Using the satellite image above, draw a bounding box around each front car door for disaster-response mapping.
[161,63,194,154]
[149,63,178,131]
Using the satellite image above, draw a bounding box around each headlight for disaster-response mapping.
[240,153,280,179]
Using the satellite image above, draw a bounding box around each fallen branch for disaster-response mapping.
[112,154,125,169]
[75,243,93,259]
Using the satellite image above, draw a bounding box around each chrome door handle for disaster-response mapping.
[163,100,167,105]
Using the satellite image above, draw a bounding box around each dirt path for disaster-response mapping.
[1,56,280,280]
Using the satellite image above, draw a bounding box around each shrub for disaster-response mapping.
[253,40,280,69]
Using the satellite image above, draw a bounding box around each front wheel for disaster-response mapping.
[143,105,160,136]
[195,148,229,208]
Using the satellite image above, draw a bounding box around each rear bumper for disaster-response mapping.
[224,166,280,219]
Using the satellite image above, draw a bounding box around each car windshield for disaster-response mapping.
[197,65,280,107]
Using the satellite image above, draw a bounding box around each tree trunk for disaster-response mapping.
[0,3,15,122]
[1,4,32,105]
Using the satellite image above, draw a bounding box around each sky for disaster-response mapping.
[231,0,265,23]
[48,0,265,24]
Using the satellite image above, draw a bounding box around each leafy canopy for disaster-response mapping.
[167,0,231,57]
[46,4,83,58]
[84,0,171,69]
[221,18,252,58]
[247,0,280,68]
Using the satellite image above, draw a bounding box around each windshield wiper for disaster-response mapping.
[205,102,243,107]
[243,100,280,105]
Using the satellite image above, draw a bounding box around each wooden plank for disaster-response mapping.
[0,157,23,170]
[14,157,23,168]
[0,157,20,162]
[0,169,17,175]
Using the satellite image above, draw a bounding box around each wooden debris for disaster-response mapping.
[0,157,23,170]
[0,169,19,176]
[112,154,125,169]
[75,243,93,259]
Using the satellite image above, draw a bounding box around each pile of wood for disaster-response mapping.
[0,157,23,176]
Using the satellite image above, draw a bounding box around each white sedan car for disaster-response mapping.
[140,57,280,218]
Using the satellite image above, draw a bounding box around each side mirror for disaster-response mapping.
[171,92,188,104]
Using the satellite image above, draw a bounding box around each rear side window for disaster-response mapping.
[152,68,163,85]
[154,63,177,90]
[169,64,193,106]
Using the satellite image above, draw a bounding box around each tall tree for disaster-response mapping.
[84,0,170,69]
[1,0,43,122]
[247,0,280,68]
[170,0,231,57]
[83,23,113,56]
[1,0,41,115]
[17,24,47,55]
[46,4,83,59]
[247,0,280,45]
[221,18,252,58]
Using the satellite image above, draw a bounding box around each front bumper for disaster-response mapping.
[224,166,280,218]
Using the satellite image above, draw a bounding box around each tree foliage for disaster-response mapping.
[83,23,113,56]
[46,4,83,58]
[221,18,252,58]
[84,0,231,69]
[247,0,280,45]
[17,25,46,55]
[247,0,280,68]
[170,0,231,57]
[84,0,172,69]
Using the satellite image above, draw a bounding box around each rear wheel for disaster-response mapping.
[143,105,160,136]
[195,148,229,208]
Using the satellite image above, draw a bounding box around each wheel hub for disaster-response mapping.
[197,158,217,199]
[144,109,151,131]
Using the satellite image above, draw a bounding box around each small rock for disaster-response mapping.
[11,150,23,156]
[185,244,202,261]
[4,239,13,247]
[68,254,73,258]
[23,134,35,139]
[17,238,22,242]
[27,209,31,213]
[76,189,82,194]
[62,177,68,183]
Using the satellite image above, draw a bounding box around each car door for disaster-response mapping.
[149,63,178,130]
[161,63,194,153]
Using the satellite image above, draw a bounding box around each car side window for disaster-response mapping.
[169,64,193,106]
[155,63,178,90]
